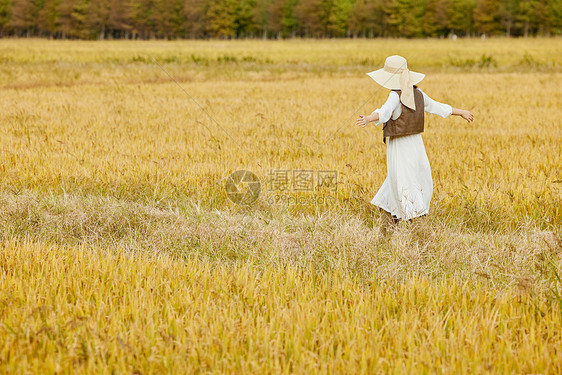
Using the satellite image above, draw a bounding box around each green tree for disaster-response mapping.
[206,0,237,38]
[253,0,271,38]
[386,0,425,37]
[448,0,476,36]
[423,0,449,36]
[56,0,93,38]
[0,0,12,35]
[499,0,516,36]
[280,0,298,37]
[326,0,352,37]
[544,0,562,34]
[473,0,503,35]
[152,0,182,38]
[235,0,258,37]
[38,0,59,36]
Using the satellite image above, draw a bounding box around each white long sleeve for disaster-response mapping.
[372,91,400,125]
[372,89,452,126]
[418,88,453,118]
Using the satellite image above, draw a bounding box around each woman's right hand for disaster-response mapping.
[356,115,371,128]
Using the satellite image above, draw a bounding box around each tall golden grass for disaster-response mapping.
[1,241,561,373]
[0,38,561,373]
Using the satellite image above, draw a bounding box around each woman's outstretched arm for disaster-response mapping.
[451,107,474,122]
[356,91,400,128]
[356,112,379,127]
[419,89,474,123]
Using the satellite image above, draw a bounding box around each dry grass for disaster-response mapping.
[0,190,560,293]
[0,38,561,373]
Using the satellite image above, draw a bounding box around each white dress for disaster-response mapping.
[370,89,452,221]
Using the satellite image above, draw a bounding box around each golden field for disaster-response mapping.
[0,38,561,373]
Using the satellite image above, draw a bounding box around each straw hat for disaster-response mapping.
[366,55,425,110]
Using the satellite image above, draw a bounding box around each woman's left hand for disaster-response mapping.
[461,110,474,122]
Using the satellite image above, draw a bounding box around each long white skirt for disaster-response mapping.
[370,133,433,221]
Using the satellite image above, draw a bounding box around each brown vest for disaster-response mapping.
[382,87,424,143]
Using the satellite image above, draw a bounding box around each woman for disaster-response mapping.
[356,55,473,223]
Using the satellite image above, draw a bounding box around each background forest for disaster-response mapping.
[0,0,560,39]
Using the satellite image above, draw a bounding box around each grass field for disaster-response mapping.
[0,38,561,373]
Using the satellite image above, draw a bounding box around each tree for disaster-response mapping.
[132,0,155,38]
[327,0,352,37]
[253,0,271,38]
[544,0,562,35]
[55,0,90,38]
[294,0,324,37]
[0,0,557,39]
[153,0,174,38]
[7,0,37,36]
[423,0,449,36]
[109,0,133,38]
[448,0,476,36]
[473,0,503,35]
[206,0,237,38]
[235,0,258,37]
[348,0,387,37]
[280,0,298,37]
[85,0,110,39]
[386,0,426,37]
[0,0,12,35]
[499,0,516,36]
[38,0,59,37]
[183,0,208,38]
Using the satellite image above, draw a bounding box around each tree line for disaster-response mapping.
[0,0,560,39]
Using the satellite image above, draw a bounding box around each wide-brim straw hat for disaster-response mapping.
[366,55,425,90]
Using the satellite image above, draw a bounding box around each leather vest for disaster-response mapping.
[382,87,424,143]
